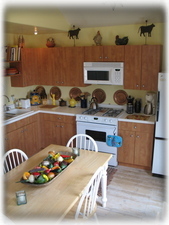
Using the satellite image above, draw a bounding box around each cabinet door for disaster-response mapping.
[23,122,39,157]
[4,128,25,152]
[124,45,142,89]
[61,122,76,146]
[84,46,103,61]
[53,48,64,86]
[103,46,124,61]
[118,130,135,164]
[21,48,39,86]
[63,47,85,86]
[134,132,153,168]
[37,48,54,85]
[141,45,161,91]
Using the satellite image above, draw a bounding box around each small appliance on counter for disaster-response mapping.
[59,99,67,106]
[89,96,98,109]
[134,98,142,113]
[144,92,156,115]
[126,96,134,114]
[20,98,31,109]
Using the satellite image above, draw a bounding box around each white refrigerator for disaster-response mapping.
[152,73,167,175]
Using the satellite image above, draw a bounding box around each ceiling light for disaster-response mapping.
[34,27,38,35]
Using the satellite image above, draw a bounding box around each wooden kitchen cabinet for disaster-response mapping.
[63,46,86,86]
[4,115,40,157]
[124,45,162,91]
[118,121,154,170]
[11,48,39,87]
[40,113,76,149]
[84,46,124,62]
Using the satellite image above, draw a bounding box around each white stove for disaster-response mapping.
[76,107,124,166]
[76,107,123,125]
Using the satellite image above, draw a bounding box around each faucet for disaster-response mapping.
[3,95,10,111]
[3,95,10,102]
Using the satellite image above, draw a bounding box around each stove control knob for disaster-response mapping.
[84,117,88,120]
[109,119,113,123]
[104,119,108,123]
[79,116,83,120]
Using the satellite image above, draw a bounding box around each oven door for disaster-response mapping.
[77,121,118,166]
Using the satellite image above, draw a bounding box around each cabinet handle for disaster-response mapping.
[130,134,134,137]
[60,125,64,128]
[136,135,140,138]
[142,84,145,88]
[99,56,102,59]
[105,56,108,59]
[134,126,137,129]
[136,84,139,87]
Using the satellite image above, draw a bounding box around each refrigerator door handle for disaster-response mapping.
[156,91,160,122]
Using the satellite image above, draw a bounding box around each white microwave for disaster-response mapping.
[84,62,124,85]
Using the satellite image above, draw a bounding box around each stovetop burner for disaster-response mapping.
[102,108,124,117]
[82,107,124,117]
[82,107,102,115]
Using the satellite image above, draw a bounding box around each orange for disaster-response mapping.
[23,172,30,180]
[47,172,55,180]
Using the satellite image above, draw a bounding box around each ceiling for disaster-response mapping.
[4,3,165,35]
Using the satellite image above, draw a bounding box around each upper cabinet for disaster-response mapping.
[11,47,87,87]
[10,45,161,90]
[84,46,124,62]
[63,47,85,87]
[124,45,162,91]
[11,48,39,87]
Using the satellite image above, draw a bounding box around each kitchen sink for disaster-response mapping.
[4,109,33,120]
[125,114,150,121]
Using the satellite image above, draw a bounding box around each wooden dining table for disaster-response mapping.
[3,144,112,223]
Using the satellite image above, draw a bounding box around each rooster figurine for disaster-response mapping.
[93,31,102,46]
[115,35,128,45]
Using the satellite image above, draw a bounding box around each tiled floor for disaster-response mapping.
[96,165,167,224]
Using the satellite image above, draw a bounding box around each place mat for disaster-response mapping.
[113,90,128,105]
[50,86,61,100]
[69,87,82,101]
[92,88,106,103]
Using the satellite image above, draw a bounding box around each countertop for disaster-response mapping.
[3,105,156,126]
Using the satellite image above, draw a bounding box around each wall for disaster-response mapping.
[3,22,165,108]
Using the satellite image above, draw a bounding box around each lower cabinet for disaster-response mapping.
[4,115,40,157]
[40,113,76,149]
[118,121,155,170]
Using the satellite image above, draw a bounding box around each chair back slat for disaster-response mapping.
[75,166,103,219]
[66,134,98,152]
[3,149,28,174]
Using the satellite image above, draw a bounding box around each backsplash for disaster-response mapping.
[4,76,150,110]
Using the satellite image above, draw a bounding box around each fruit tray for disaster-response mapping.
[18,151,77,187]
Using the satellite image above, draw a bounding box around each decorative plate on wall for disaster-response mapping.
[113,90,128,105]
[35,86,47,99]
[69,87,82,101]
[92,88,106,103]
[50,86,61,100]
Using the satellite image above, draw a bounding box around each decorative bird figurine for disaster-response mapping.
[115,35,129,45]
[93,31,102,46]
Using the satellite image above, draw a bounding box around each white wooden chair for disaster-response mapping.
[66,134,98,152]
[3,149,28,173]
[65,166,104,221]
